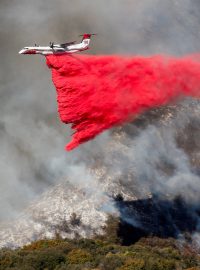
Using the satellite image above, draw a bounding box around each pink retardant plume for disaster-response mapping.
[46,54,200,151]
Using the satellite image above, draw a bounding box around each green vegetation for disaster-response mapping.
[0,216,200,270]
[1,236,200,270]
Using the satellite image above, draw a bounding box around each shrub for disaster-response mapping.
[23,239,64,251]
[0,248,23,269]
[67,249,93,264]
[118,258,145,270]
[98,254,124,270]
[144,257,176,270]
[23,249,66,270]
[1,236,200,270]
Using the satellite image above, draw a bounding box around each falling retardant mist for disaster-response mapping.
[46,54,200,150]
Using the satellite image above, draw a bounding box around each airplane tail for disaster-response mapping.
[80,33,97,43]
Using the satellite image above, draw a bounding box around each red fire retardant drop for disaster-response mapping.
[46,54,200,151]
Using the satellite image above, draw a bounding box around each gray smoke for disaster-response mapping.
[99,99,200,201]
[0,0,200,247]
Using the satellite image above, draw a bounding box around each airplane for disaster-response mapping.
[19,33,96,55]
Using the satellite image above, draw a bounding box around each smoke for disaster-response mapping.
[96,98,200,198]
[117,119,200,204]
[90,99,200,246]
[0,0,200,247]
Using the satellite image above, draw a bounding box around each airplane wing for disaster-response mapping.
[60,41,76,48]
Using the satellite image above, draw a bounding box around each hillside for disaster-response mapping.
[1,217,200,270]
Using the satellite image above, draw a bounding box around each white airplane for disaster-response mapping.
[19,33,96,55]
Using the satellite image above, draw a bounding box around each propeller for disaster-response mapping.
[49,42,54,49]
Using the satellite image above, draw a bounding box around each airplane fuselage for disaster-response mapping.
[19,38,90,55]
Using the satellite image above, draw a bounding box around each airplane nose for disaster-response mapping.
[19,49,25,54]
[19,49,36,55]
